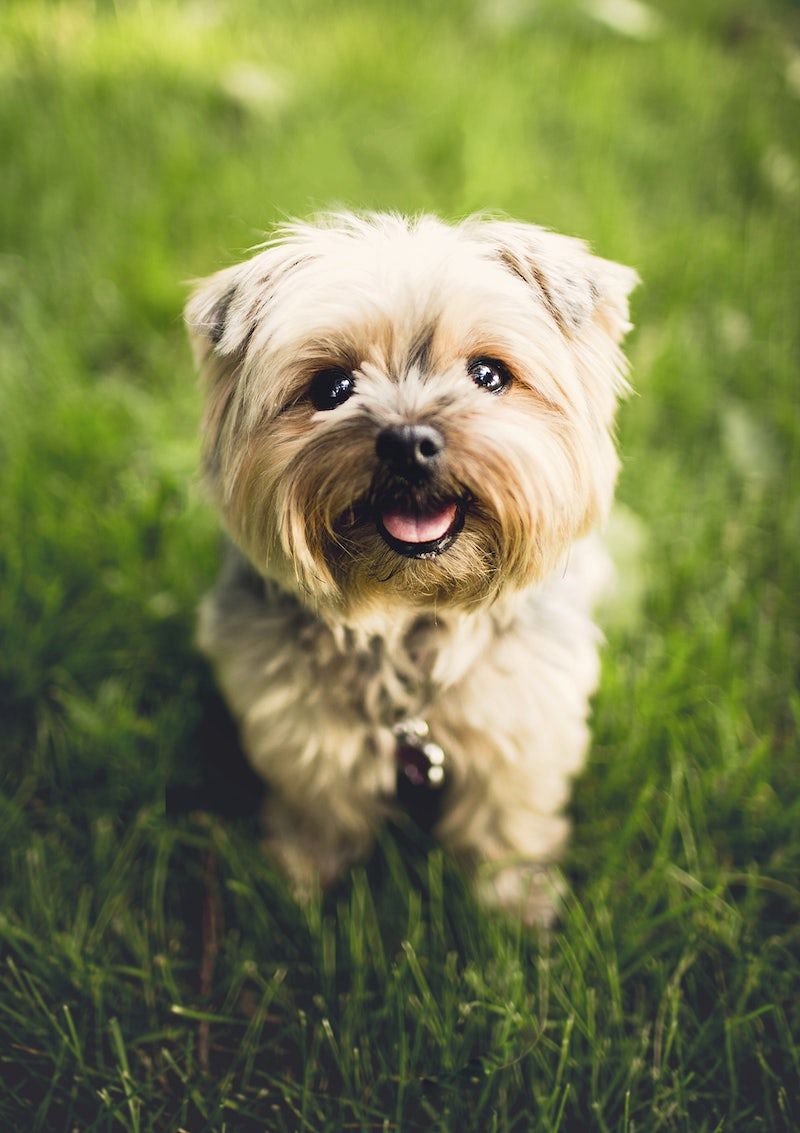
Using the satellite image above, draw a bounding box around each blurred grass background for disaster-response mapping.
[1,0,799,1129]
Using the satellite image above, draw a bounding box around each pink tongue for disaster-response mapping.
[382,502,457,544]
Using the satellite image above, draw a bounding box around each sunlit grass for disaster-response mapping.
[1,1,798,1129]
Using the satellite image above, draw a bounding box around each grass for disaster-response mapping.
[1,0,799,1128]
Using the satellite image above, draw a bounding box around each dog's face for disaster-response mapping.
[186,213,636,616]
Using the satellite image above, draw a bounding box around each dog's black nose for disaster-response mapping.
[375,424,444,476]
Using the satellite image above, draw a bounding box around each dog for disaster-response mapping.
[184,211,637,925]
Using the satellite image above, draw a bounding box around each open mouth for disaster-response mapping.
[376,499,466,558]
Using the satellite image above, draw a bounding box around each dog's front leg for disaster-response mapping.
[260,790,376,901]
[436,757,573,928]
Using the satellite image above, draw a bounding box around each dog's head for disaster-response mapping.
[185,212,637,616]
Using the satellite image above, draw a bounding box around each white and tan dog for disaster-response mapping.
[185,212,637,924]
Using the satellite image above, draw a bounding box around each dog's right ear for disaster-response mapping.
[184,261,264,482]
[184,262,253,370]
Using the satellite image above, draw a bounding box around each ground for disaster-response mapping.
[1,1,798,1130]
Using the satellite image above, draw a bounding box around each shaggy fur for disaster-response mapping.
[185,211,637,924]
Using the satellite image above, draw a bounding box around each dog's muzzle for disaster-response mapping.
[373,423,466,558]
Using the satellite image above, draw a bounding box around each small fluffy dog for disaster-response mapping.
[185,212,637,924]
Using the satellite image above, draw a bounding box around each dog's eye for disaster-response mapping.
[468,358,511,394]
[309,367,356,411]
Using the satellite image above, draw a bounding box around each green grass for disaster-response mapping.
[1,0,799,1128]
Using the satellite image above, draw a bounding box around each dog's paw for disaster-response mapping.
[476,861,564,930]
[262,827,359,901]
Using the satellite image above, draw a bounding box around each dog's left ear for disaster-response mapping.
[479,221,639,345]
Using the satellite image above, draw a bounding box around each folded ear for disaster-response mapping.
[477,220,639,345]
[185,259,266,487]
[184,261,253,368]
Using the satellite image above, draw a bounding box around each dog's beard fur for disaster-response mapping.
[186,212,636,621]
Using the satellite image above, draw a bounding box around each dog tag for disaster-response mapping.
[393,719,447,830]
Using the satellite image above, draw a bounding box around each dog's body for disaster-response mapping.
[186,212,636,923]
